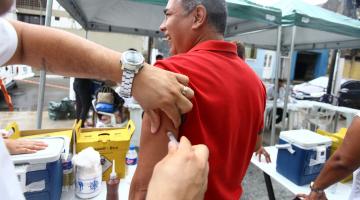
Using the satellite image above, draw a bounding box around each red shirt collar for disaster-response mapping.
[188,40,237,55]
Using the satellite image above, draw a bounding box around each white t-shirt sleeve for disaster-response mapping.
[0,137,25,200]
[357,113,360,118]
[0,17,18,66]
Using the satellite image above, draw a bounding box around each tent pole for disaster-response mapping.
[331,51,341,95]
[147,37,154,63]
[326,49,338,97]
[281,26,296,131]
[270,25,282,146]
[36,0,53,129]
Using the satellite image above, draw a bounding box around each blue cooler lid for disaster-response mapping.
[11,137,64,164]
[279,129,332,149]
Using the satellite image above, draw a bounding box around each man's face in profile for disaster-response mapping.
[0,0,13,15]
[159,0,197,55]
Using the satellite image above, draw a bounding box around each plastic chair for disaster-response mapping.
[305,105,336,131]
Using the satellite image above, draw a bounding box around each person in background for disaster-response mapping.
[267,78,286,101]
[235,41,271,163]
[297,113,360,200]
[73,78,94,127]
[155,54,164,60]
[130,0,266,199]
[235,40,245,60]
[267,78,286,124]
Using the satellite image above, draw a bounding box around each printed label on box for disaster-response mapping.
[100,155,112,173]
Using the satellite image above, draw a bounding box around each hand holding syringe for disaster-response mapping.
[147,133,209,200]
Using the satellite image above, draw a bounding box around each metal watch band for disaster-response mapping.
[119,69,135,98]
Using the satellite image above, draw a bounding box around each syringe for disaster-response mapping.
[167,132,179,146]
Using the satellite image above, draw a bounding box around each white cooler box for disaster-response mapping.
[276,130,332,186]
[11,138,64,200]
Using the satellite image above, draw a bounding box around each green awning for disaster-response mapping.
[57,0,282,37]
[273,0,360,38]
[133,0,282,26]
[226,0,281,25]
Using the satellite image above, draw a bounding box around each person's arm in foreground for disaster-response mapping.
[6,20,193,131]
[4,138,47,155]
[147,136,209,200]
[297,116,360,200]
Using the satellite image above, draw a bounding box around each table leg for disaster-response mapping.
[289,111,295,130]
[263,172,276,200]
[333,112,339,132]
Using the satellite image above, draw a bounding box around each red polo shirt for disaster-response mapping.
[155,40,266,199]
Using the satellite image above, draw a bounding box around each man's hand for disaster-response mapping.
[132,65,194,133]
[146,136,209,200]
[296,192,328,200]
[4,139,48,155]
[255,146,271,163]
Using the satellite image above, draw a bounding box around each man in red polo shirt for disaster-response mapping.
[130,0,266,199]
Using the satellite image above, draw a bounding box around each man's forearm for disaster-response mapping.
[313,117,360,190]
[313,153,356,190]
[5,20,195,132]
[254,134,262,152]
[7,20,122,82]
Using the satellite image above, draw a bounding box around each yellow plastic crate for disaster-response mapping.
[316,128,351,183]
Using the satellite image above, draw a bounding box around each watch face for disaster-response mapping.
[123,50,144,68]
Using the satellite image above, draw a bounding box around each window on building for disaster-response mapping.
[264,54,268,67]
[268,55,273,67]
[245,46,257,59]
[16,0,47,10]
[17,13,45,25]
[55,16,60,21]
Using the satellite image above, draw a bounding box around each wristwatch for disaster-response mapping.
[119,50,145,98]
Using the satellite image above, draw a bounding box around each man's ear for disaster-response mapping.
[192,5,207,29]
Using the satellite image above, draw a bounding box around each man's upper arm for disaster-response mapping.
[129,111,178,199]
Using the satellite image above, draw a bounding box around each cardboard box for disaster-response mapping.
[13,121,78,156]
[76,120,135,180]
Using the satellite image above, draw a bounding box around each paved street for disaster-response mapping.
[0,76,70,111]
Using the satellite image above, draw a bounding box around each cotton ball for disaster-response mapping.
[72,147,100,168]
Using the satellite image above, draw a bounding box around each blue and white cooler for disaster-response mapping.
[276,129,332,186]
[11,138,64,200]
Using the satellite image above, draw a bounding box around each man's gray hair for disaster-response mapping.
[181,0,227,35]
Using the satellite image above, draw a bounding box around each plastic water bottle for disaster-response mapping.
[126,144,138,166]
[62,153,74,192]
[125,145,137,183]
